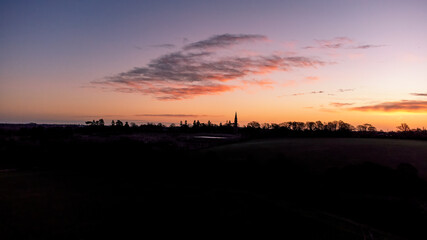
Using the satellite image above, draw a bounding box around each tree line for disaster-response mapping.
[85,118,425,134]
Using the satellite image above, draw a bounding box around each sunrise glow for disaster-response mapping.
[1,0,426,130]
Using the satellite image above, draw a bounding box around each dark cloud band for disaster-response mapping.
[351,100,427,112]
[410,93,427,97]
[183,34,267,51]
[94,34,329,100]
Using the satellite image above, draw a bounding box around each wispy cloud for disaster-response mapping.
[410,93,427,97]
[304,37,384,50]
[303,76,320,83]
[151,43,176,49]
[292,91,324,96]
[79,114,126,118]
[183,34,268,51]
[94,34,329,100]
[135,113,217,118]
[330,102,354,107]
[351,44,385,49]
[107,83,239,100]
[305,76,319,81]
[279,76,319,89]
[242,79,275,88]
[282,80,297,87]
[304,37,353,49]
[350,100,427,112]
[338,88,355,92]
[153,84,238,100]
[319,108,338,113]
[317,37,353,49]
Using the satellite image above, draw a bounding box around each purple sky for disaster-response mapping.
[1,0,426,130]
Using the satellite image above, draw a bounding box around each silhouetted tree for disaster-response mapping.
[295,122,305,131]
[306,122,315,131]
[111,120,115,126]
[287,121,296,130]
[247,121,261,128]
[357,124,367,132]
[85,119,104,127]
[315,121,324,131]
[116,120,123,127]
[326,121,337,131]
[397,123,410,132]
[179,120,189,129]
[357,123,375,132]
[367,124,376,132]
[337,120,353,131]
[278,122,289,129]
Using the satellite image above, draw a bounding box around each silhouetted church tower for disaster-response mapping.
[234,112,238,133]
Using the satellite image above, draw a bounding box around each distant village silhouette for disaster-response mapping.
[79,112,427,139]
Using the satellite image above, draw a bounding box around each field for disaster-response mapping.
[1,135,427,239]
[200,138,427,179]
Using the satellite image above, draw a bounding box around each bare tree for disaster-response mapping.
[337,120,353,131]
[357,124,367,132]
[356,123,376,132]
[367,124,376,132]
[397,123,410,132]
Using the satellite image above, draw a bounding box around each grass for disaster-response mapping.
[1,137,427,238]
[200,138,427,179]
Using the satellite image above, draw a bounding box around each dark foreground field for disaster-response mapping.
[1,131,427,239]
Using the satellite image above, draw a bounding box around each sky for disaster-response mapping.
[1,0,426,130]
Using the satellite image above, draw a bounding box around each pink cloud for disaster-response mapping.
[242,79,275,88]
[94,34,331,100]
[316,37,353,49]
[303,76,320,83]
[282,41,297,50]
[148,84,239,100]
[330,102,355,107]
[282,80,297,87]
[350,100,427,112]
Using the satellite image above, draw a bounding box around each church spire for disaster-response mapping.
[234,112,238,132]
